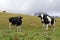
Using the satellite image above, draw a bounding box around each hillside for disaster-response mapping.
[0,12,41,30]
[0,12,60,40]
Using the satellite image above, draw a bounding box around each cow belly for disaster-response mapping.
[44,21,49,24]
[16,22,22,26]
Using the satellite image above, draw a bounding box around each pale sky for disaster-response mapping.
[0,0,60,16]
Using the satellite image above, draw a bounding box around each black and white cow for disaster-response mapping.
[9,16,23,32]
[36,13,56,36]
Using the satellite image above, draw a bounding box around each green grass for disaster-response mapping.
[0,12,60,40]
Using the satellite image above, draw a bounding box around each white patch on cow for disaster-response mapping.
[41,14,43,18]
[45,24,48,30]
[18,16,20,18]
[47,16,51,22]
[41,14,44,21]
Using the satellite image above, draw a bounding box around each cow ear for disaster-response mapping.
[38,15,41,17]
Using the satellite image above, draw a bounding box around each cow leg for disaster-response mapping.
[20,26,22,32]
[17,26,19,32]
[9,23,11,31]
[44,24,48,37]
[51,20,55,35]
[51,24,55,35]
[17,26,22,32]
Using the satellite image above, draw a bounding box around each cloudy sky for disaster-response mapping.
[0,0,60,16]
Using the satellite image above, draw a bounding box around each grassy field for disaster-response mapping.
[0,12,60,40]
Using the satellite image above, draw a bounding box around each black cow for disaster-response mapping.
[9,16,23,32]
[36,13,56,36]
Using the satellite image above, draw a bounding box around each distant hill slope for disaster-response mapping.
[0,12,41,30]
[0,12,60,40]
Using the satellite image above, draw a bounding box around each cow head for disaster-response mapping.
[38,14,44,23]
[38,13,48,23]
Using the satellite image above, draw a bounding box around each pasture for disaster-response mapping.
[0,12,60,40]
